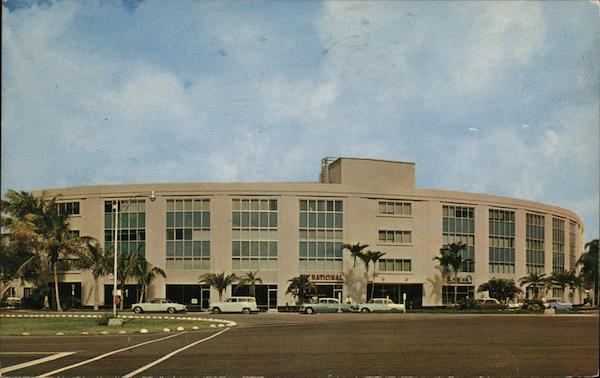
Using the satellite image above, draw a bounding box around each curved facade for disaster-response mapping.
[29,158,584,308]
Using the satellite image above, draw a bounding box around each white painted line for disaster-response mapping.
[0,352,76,374]
[38,332,185,377]
[123,328,230,378]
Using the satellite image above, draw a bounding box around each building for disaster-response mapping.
[22,158,584,309]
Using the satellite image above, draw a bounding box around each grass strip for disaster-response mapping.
[0,317,212,336]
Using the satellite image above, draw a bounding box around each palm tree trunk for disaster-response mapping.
[93,277,99,311]
[119,282,125,311]
[53,263,62,312]
[218,290,223,302]
[454,272,458,304]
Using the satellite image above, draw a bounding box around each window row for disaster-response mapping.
[105,241,145,255]
[166,258,210,270]
[443,218,475,234]
[299,229,343,241]
[104,200,145,213]
[489,247,515,264]
[378,201,412,216]
[57,201,80,216]
[489,221,515,237]
[489,209,515,222]
[233,212,277,228]
[232,241,278,257]
[104,213,146,229]
[166,229,210,241]
[104,230,146,242]
[300,200,343,212]
[489,263,515,274]
[233,199,277,211]
[378,259,412,272]
[299,242,343,258]
[166,241,210,257]
[232,258,277,270]
[232,229,277,241]
[443,234,474,247]
[299,212,343,229]
[526,213,545,227]
[378,230,412,244]
[167,212,210,229]
[526,250,545,266]
[490,236,514,248]
[167,199,210,212]
[443,206,474,219]
[299,259,344,271]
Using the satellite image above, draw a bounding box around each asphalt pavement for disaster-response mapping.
[0,312,598,376]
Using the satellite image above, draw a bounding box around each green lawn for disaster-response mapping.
[0,317,214,336]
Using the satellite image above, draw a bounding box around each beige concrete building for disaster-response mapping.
[25,158,584,309]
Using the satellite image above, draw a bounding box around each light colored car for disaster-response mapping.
[299,298,356,314]
[358,298,406,313]
[131,298,187,314]
[210,296,259,314]
[546,299,573,311]
[475,298,506,309]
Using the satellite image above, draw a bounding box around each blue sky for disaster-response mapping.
[2,0,599,240]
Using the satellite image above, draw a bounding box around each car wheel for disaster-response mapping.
[167,307,176,314]
[242,308,251,314]
[305,307,314,314]
[361,308,370,313]
[133,307,143,314]
[212,307,221,314]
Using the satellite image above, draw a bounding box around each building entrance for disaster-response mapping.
[166,284,210,310]
[367,284,423,309]
[314,283,343,301]
[103,284,137,308]
[48,282,81,310]
[231,284,277,310]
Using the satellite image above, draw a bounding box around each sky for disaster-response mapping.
[2,0,599,240]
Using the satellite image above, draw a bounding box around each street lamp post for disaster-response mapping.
[113,201,119,318]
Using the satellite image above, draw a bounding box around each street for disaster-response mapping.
[0,312,597,376]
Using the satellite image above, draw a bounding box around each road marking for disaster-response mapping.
[0,352,76,374]
[123,328,231,378]
[38,332,185,377]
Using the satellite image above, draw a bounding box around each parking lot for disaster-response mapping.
[1,312,598,376]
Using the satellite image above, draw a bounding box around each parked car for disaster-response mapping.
[1,296,22,309]
[358,298,405,313]
[210,296,259,314]
[131,298,187,314]
[546,300,573,311]
[507,301,524,309]
[299,298,356,314]
[475,298,506,309]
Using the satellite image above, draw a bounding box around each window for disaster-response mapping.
[378,201,411,216]
[299,199,343,272]
[552,218,565,273]
[378,259,411,272]
[104,200,146,257]
[57,201,80,216]
[443,205,475,272]
[489,209,516,274]
[57,259,79,272]
[378,230,412,244]
[569,222,576,270]
[166,199,210,270]
[442,286,474,304]
[232,199,277,270]
[526,214,545,274]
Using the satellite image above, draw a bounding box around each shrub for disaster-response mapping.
[96,312,113,326]
[522,299,544,311]
[457,297,480,310]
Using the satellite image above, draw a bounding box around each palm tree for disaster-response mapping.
[117,249,142,310]
[359,251,385,298]
[286,275,316,305]
[237,271,262,297]
[342,242,369,268]
[477,278,521,303]
[434,242,471,304]
[199,272,238,301]
[519,272,549,300]
[134,257,166,303]
[73,240,113,310]
[549,269,576,302]
[578,239,598,305]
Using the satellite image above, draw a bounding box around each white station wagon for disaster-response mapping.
[131,298,187,314]
[358,298,406,313]
[210,296,259,314]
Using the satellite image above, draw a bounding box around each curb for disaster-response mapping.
[0,313,236,336]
